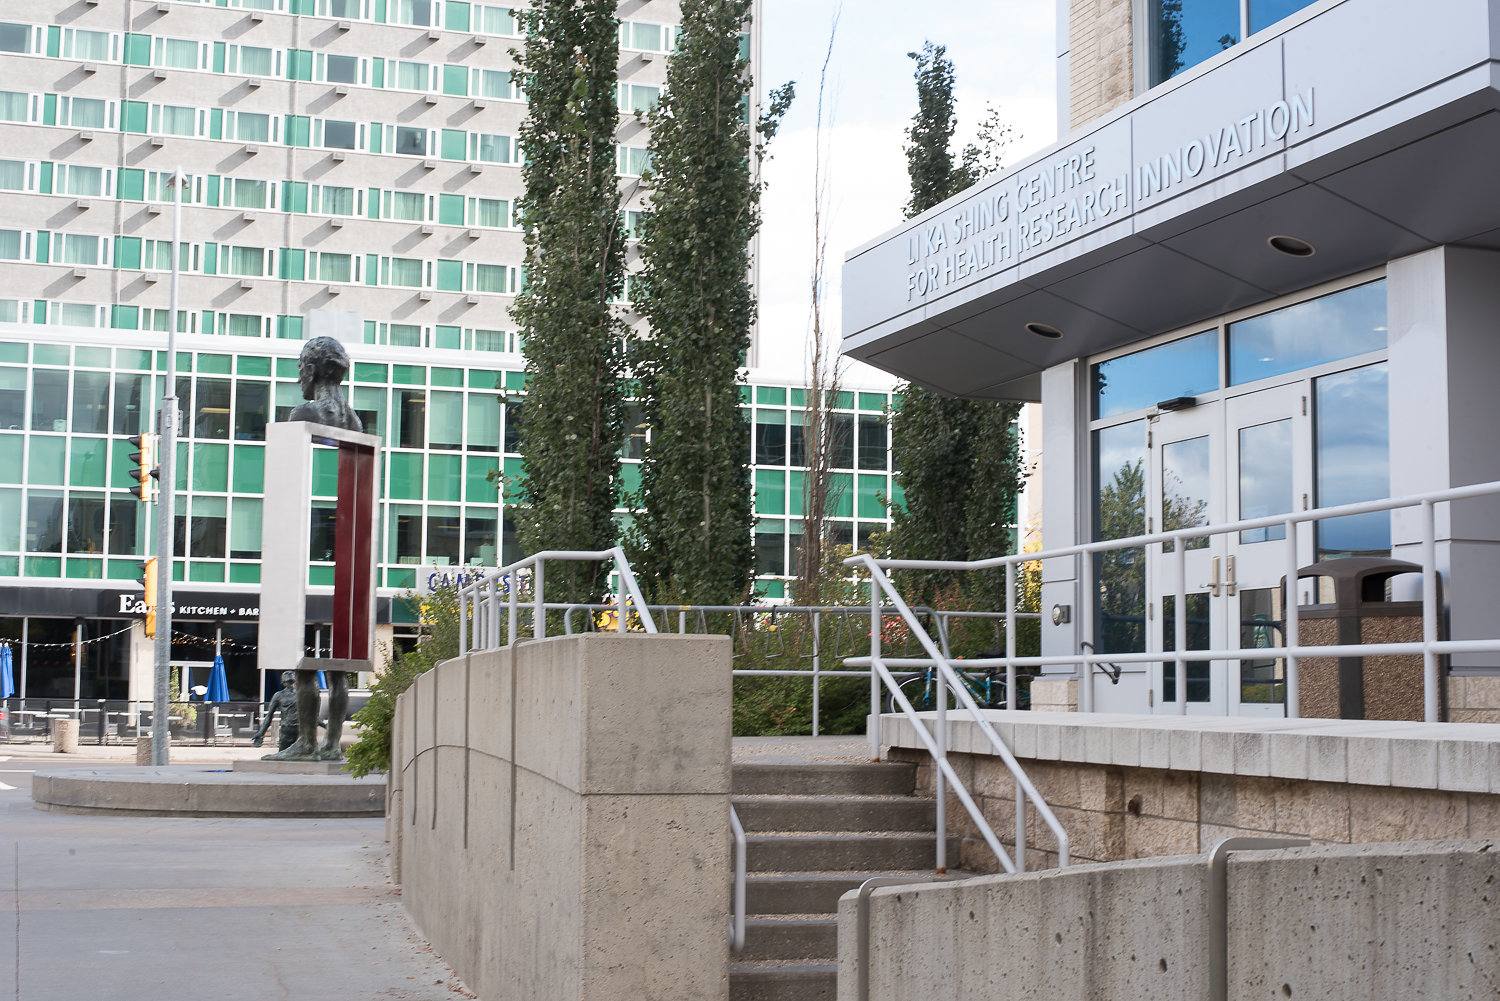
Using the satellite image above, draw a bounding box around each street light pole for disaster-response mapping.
[150,167,184,767]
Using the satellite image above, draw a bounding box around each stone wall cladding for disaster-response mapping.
[886,713,1500,873]
[1068,0,1135,131]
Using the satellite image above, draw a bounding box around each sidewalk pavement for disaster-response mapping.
[0,755,468,1000]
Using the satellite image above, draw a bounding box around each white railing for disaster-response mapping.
[845,555,1071,874]
[846,479,1500,723]
[456,547,658,653]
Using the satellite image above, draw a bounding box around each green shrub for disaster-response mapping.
[344,585,460,777]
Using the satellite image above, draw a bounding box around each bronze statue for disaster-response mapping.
[287,335,363,433]
[251,671,301,753]
[266,336,361,762]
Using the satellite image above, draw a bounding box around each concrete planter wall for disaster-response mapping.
[389,633,733,1001]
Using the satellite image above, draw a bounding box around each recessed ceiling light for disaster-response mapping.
[1268,234,1315,257]
[1025,321,1063,339]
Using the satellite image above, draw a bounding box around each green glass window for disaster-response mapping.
[232,445,264,493]
[467,394,499,452]
[428,454,461,502]
[190,495,227,559]
[754,468,785,515]
[69,438,108,488]
[465,455,498,502]
[0,436,18,483]
[387,452,424,500]
[0,486,20,550]
[192,443,230,492]
[26,489,63,551]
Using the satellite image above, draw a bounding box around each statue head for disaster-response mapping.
[280,670,296,689]
[297,336,351,401]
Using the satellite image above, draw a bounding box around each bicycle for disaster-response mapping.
[884,662,1030,713]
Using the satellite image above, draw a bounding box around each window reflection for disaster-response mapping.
[1162,593,1211,702]
[1315,363,1389,558]
[1150,0,1238,85]
[1094,421,1146,654]
[1238,419,1291,543]
[1093,329,1217,420]
[1238,587,1285,704]
[1229,280,1386,386]
[1162,435,1210,552]
[31,370,68,431]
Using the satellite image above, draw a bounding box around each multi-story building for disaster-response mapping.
[0,0,903,704]
[846,0,1500,720]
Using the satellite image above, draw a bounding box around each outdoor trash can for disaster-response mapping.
[1292,557,1441,721]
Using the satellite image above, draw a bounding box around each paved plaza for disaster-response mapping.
[0,747,469,1001]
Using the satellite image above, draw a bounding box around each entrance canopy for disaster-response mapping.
[842,0,1500,400]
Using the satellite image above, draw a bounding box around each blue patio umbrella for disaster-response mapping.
[0,643,13,699]
[316,670,328,690]
[205,654,230,702]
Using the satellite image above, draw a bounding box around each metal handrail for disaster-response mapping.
[551,602,1036,735]
[848,478,1500,721]
[850,555,1071,875]
[456,547,658,654]
[729,805,746,953]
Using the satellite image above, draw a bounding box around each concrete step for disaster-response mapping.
[746,872,878,914]
[733,794,935,833]
[733,761,916,797]
[746,831,957,872]
[739,916,837,962]
[729,961,836,1001]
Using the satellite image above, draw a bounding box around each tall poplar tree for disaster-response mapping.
[888,42,1025,610]
[628,0,791,604]
[511,0,628,604]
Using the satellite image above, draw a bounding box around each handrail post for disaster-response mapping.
[1174,539,1187,715]
[812,609,822,737]
[868,578,881,761]
[1005,561,1017,711]
[1208,838,1308,1001]
[1079,550,1094,713]
[1421,499,1439,722]
[488,576,500,649]
[532,560,545,640]
[615,556,627,634]
[508,570,519,648]
[458,585,469,655]
[1284,518,1300,718]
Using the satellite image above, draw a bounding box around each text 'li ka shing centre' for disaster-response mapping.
[845,0,1500,721]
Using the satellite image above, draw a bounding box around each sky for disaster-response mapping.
[753,0,1058,387]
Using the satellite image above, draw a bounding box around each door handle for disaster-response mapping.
[1203,557,1220,598]
[1225,555,1237,597]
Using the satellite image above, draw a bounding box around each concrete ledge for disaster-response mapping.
[31,766,385,817]
[233,759,351,775]
[879,711,1500,793]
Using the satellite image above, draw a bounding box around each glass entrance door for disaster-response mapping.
[1146,383,1311,716]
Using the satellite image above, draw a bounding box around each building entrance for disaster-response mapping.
[1141,383,1312,715]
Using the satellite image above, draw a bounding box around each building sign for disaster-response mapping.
[110,590,261,620]
[415,565,531,598]
[900,89,1316,305]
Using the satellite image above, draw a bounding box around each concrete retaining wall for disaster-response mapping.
[838,838,1500,1000]
[389,633,732,1001]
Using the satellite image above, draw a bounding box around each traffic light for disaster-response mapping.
[127,432,159,503]
[137,557,158,638]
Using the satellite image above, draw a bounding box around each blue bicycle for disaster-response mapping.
[885,663,1030,713]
